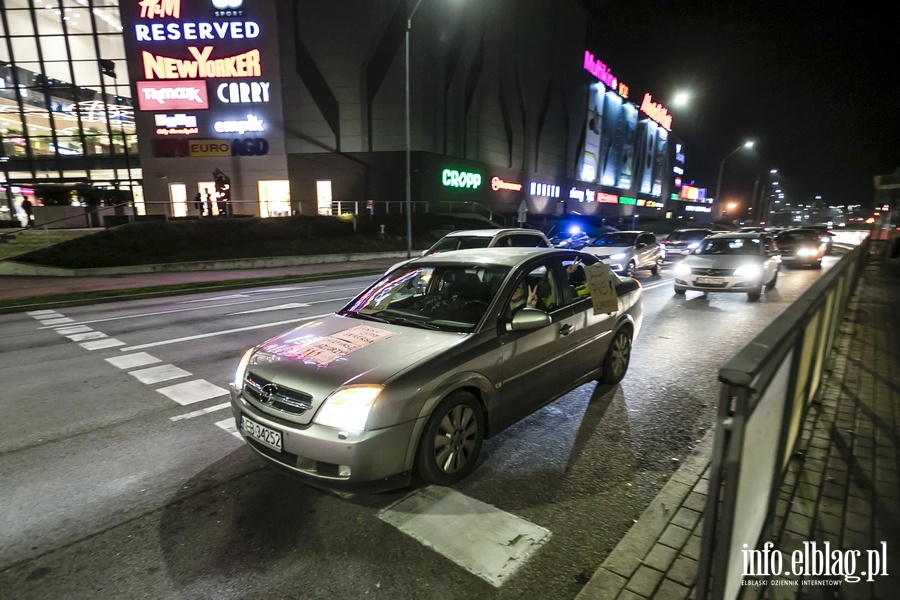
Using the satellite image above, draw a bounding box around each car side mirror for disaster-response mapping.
[420,249,429,257]
[507,308,551,332]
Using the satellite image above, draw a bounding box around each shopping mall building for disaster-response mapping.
[1,0,712,225]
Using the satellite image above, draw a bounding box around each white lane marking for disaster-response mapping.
[215,417,243,439]
[179,287,316,303]
[27,310,62,317]
[378,486,551,588]
[130,364,192,385]
[40,317,74,325]
[106,352,162,369]
[171,402,231,421]
[640,277,676,291]
[80,338,125,350]
[67,331,108,342]
[228,302,310,315]
[157,379,229,405]
[39,288,359,328]
[119,313,333,352]
[54,325,93,335]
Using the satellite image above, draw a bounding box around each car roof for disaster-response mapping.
[443,228,542,238]
[672,228,712,232]
[599,230,645,234]
[707,232,769,239]
[407,247,571,267]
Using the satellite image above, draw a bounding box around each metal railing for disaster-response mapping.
[329,200,430,216]
[435,200,509,226]
[0,202,132,241]
[696,237,870,600]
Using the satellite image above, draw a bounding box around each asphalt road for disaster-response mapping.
[0,257,841,599]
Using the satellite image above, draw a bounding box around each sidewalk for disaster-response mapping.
[578,256,900,599]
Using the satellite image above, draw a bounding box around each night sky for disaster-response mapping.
[583,0,899,211]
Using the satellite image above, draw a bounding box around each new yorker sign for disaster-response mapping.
[122,0,280,152]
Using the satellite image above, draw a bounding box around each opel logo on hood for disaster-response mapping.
[260,383,278,405]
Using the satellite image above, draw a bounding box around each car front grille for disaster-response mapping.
[691,268,735,276]
[244,371,313,416]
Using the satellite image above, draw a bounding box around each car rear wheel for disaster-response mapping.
[415,391,484,486]
[600,327,632,384]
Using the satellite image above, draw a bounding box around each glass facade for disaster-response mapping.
[0,0,141,220]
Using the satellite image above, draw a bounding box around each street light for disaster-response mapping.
[404,0,428,259]
[714,140,754,219]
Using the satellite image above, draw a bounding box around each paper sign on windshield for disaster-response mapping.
[584,263,619,315]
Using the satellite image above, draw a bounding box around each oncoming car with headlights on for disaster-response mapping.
[231,248,643,491]
[672,232,781,300]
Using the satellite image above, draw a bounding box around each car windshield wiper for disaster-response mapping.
[370,312,440,330]
[344,311,390,324]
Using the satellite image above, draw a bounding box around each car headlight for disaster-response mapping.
[673,262,691,276]
[734,264,763,279]
[609,252,627,260]
[234,348,254,389]
[314,385,383,431]
[687,242,700,250]
[796,247,818,257]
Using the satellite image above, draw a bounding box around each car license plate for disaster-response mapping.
[696,276,725,285]
[240,414,283,452]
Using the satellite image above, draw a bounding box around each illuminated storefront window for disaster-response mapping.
[316,180,332,216]
[259,180,290,217]
[0,0,140,206]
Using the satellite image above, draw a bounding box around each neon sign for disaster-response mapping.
[135,21,260,41]
[137,81,209,109]
[212,0,244,17]
[583,51,617,90]
[442,169,482,189]
[639,93,673,129]
[597,192,618,204]
[569,187,596,203]
[154,113,198,135]
[213,114,264,134]
[618,196,637,205]
[529,182,560,198]
[139,0,181,20]
[490,177,522,192]
[142,47,261,79]
[217,81,270,103]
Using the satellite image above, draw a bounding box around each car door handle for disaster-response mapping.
[559,324,574,335]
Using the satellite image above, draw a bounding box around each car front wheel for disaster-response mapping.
[415,391,484,486]
[600,327,632,384]
[765,270,778,290]
[624,261,636,278]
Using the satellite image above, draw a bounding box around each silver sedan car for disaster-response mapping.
[672,232,781,300]
[231,248,643,491]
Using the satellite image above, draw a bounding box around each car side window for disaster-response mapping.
[509,234,545,247]
[507,262,560,314]
[638,233,655,247]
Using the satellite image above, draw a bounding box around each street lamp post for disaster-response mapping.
[405,0,426,259]
[714,140,754,219]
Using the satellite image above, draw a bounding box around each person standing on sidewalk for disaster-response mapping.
[20,198,35,227]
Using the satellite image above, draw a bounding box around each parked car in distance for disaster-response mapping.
[549,228,592,249]
[775,229,825,268]
[581,230,664,277]
[231,248,643,490]
[662,228,713,261]
[672,232,780,300]
[387,228,550,272]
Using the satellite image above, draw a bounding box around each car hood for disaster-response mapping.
[582,245,632,258]
[683,255,764,269]
[251,314,464,386]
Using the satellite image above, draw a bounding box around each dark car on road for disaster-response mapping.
[775,229,826,268]
[662,228,713,261]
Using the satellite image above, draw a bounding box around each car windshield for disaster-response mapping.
[591,232,638,247]
[429,236,493,253]
[339,264,511,333]
[695,237,762,255]
[667,230,709,242]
